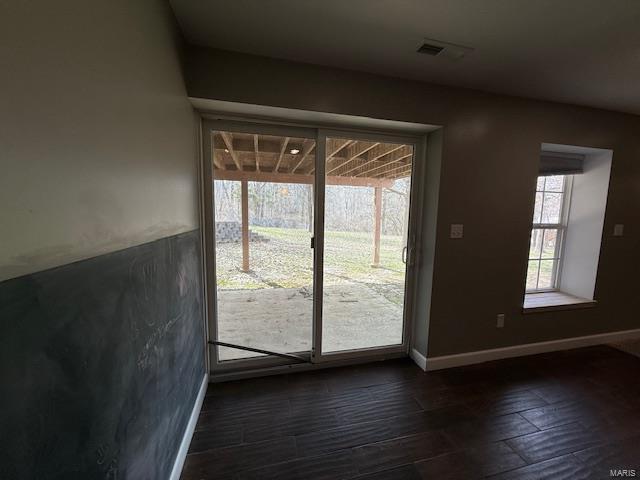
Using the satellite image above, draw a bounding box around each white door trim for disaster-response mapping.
[200,116,427,377]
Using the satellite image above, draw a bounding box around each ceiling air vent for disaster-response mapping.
[417,38,474,61]
[417,43,444,56]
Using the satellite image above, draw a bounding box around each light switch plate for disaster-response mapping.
[497,314,505,328]
[450,224,464,239]
[614,224,624,237]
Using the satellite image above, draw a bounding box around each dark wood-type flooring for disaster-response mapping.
[181,346,640,479]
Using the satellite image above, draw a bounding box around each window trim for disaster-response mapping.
[526,175,573,293]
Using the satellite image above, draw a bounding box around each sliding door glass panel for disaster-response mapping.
[213,131,316,361]
[321,137,414,353]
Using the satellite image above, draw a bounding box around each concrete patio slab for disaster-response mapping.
[217,282,404,360]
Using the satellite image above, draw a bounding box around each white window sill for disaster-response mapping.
[523,291,597,314]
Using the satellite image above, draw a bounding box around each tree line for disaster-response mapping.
[214,179,410,236]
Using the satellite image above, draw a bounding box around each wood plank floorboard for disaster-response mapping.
[350,464,423,480]
[181,345,640,479]
[486,454,591,480]
[573,435,640,477]
[414,441,526,479]
[352,430,453,474]
[441,412,540,448]
[504,422,602,464]
[235,450,358,480]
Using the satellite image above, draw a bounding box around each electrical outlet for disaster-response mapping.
[450,224,464,239]
[496,314,505,328]
[614,224,624,237]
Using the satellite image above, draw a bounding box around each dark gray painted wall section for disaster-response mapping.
[0,230,205,480]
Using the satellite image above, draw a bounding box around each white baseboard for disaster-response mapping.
[426,328,640,371]
[170,374,208,480]
[410,348,427,371]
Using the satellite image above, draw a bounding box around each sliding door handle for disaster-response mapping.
[402,246,408,264]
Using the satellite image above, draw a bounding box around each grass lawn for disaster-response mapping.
[215,226,406,294]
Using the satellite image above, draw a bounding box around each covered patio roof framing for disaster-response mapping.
[213,132,413,271]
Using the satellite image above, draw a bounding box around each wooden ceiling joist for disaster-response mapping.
[356,152,413,177]
[274,137,289,173]
[374,163,413,179]
[373,162,413,178]
[388,171,412,180]
[220,131,242,171]
[326,141,379,175]
[392,171,412,179]
[212,145,226,170]
[329,139,353,158]
[290,140,315,173]
[308,139,352,175]
[214,169,393,188]
[339,144,405,177]
[212,131,412,182]
[253,134,260,172]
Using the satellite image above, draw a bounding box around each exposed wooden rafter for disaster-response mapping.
[340,144,405,177]
[290,140,315,173]
[356,152,413,177]
[253,134,260,172]
[326,141,380,175]
[308,139,353,174]
[211,137,226,170]
[373,162,413,178]
[220,131,242,171]
[211,131,413,181]
[215,169,393,188]
[329,139,353,158]
[389,167,412,179]
[274,137,289,173]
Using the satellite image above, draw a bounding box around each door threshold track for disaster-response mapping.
[209,340,310,363]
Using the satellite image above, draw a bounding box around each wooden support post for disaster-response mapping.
[241,180,249,272]
[372,186,382,267]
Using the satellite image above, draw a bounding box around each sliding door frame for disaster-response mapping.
[313,128,424,363]
[202,118,318,374]
[201,116,427,379]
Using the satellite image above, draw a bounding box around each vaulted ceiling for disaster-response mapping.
[170,0,640,115]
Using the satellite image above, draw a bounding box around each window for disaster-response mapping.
[526,175,572,292]
[523,144,613,311]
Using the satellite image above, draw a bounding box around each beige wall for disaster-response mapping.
[0,1,199,281]
[185,47,640,357]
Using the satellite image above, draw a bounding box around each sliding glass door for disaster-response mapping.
[203,121,419,374]
[317,133,416,359]
[204,121,319,371]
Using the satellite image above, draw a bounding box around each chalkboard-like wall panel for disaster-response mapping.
[0,230,205,479]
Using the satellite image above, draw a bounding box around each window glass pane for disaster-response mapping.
[529,228,543,259]
[538,259,555,289]
[532,192,543,223]
[527,175,568,292]
[541,229,558,258]
[541,193,562,223]
[322,138,413,354]
[545,175,564,192]
[526,260,540,290]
